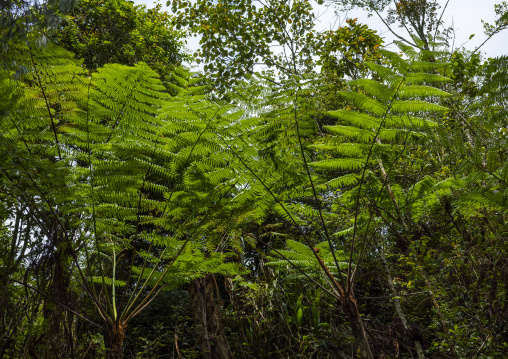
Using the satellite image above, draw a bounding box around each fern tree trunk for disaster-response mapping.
[314,253,374,358]
[104,323,126,359]
[44,228,75,358]
[340,294,374,359]
[189,275,230,359]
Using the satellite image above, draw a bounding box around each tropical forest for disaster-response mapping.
[0,0,507,358]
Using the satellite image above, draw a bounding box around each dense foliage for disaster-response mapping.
[1,0,507,358]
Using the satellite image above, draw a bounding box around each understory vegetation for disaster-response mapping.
[1,0,507,358]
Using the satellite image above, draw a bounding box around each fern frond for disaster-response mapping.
[327,110,381,129]
[405,73,452,85]
[310,158,366,171]
[397,85,451,99]
[391,100,448,114]
[338,91,387,116]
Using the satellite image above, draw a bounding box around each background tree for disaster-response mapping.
[323,0,447,49]
[57,0,188,93]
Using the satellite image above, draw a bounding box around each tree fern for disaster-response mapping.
[222,48,454,351]
[310,46,452,222]
[0,42,250,356]
[431,55,508,218]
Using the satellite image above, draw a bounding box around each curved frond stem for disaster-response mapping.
[120,174,151,318]
[112,247,118,320]
[125,279,174,323]
[69,269,110,324]
[7,116,32,155]
[162,102,227,209]
[205,112,344,298]
[82,75,101,305]
[377,156,406,229]
[262,240,340,300]
[85,74,114,322]
[128,101,229,316]
[121,102,227,321]
[11,280,104,330]
[122,182,235,324]
[292,89,347,290]
[347,65,411,296]
[120,222,192,322]
[349,208,375,290]
[352,132,427,290]
[27,46,61,160]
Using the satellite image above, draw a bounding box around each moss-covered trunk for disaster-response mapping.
[105,323,126,359]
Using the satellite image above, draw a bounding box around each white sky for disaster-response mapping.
[133,0,508,59]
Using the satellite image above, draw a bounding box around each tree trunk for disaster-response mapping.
[189,274,230,359]
[44,227,74,358]
[105,323,126,359]
[341,293,374,359]
[314,251,374,358]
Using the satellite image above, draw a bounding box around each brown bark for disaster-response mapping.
[340,293,374,359]
[105,323,126,359]
[189,274,230,359]
[314,253,374,358]
[43,226,75,358]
